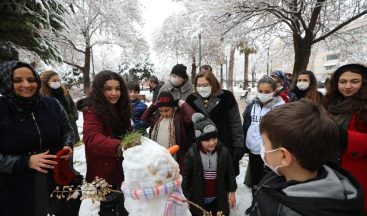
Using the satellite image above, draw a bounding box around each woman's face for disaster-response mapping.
[338,71,362,97]
[49,75,60,83]
[12,67,38,98]
[104,79,121,104]
[272,77,282,88]
[297,74,310,83]
[258,83,274,93]
[196,77,211,88]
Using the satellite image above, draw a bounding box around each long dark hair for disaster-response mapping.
[325,64,367,129]
[85,70,131,129]
[292,70,323,103]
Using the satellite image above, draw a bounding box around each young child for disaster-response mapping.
[128,81,147,132]
[243,75,285,190]
[182,113,237,216]
[246,99,365,216]
[141,91,194,171]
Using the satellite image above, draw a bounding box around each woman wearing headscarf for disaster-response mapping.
[0,61,77,215]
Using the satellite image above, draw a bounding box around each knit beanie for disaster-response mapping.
[157,91,177,107]
[53,149,76,185]
[171,64,188,80]
[192,113,218,142]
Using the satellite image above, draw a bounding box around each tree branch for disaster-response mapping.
[63,60,83,71]
[313,10,367,44]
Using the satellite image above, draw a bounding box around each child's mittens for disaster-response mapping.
[178,100,186,107]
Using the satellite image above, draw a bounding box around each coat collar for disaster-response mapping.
[192,89,223,114]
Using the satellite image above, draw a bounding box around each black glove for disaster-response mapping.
[233,147,245,162]
[232,147,245,176]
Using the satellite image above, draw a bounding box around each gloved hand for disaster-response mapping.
[178,100,186,107]
[233,147,245,162]
[232,147,245,176]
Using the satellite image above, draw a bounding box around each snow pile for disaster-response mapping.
[121,137,190,216]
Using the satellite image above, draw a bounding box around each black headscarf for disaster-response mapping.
[0,60,42,111]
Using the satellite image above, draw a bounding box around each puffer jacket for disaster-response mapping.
[182,142,237,216]
[0,96,75,216]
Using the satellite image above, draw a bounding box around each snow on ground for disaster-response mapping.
[73,144,252,215]
[72,88,252,215]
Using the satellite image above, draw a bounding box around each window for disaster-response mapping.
[325,65,335,70]
[326,54,339,60]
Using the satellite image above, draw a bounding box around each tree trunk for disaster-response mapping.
[251,66,255,88]
[220,63,224,87]
[83,45,91,94]
[227,45,235,92]
[293,36,312,76]
[243,52,249,90]
[191,55,196,84]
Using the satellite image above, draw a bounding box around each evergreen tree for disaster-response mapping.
[0,0,67,62]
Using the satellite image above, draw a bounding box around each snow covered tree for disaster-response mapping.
[127,57,154,82]
[58,0,148,93]
[217,0,367,75]
[0,0,67,62]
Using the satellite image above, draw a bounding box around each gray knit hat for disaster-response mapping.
[192,113,218,142]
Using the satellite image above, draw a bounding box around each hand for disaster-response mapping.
[60,146,73,160]
[178,100,185,107]
[28,151,57,173]
[233,147,245,162]
[228,192,236,208]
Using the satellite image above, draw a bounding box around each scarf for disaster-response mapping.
[328,96,359,128]
[121,176,185,216]
[0,60,41,112]
[152,109,176,149]
[50,88,69,112]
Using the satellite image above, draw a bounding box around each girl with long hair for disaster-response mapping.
[81,70,131,215]
[290,70,325,104]
[325,63,367,210]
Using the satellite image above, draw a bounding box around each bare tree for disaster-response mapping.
[57,0,148,93]
[217,0,367,75]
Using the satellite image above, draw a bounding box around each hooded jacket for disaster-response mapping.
[247,163,366,216]
[158,79,194,100]
[243,96,284,154]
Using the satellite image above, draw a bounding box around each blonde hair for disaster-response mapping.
[39,70,68,96]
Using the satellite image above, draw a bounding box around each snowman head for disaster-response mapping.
[122,137,180,190]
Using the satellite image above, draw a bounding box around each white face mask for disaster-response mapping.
[276,86,283,91]
[257,92,273,103]
[197,86,212,98]
[297,81,310,91]
[260,145,283,176]
[49,81,61,89]
[170,77,183,87]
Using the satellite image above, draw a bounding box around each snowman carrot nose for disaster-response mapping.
[168,145,180,155]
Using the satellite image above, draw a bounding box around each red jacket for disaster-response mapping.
[141,103,195,172]
[341,113,367,210]
[83,107,124,185]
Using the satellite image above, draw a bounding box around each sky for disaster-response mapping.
[138,0,184,76]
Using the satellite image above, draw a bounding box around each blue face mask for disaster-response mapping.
[260,145,283,176]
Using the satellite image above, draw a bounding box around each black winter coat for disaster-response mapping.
[0,96,75,216]
[182,142,237,216]
[186,90,244,175]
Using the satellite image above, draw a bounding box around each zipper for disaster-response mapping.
[31,112,50,215]
[31,112,42,151]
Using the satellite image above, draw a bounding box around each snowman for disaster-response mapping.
[121,136,191,216]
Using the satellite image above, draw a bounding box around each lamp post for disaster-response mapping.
[198,33,202,68]
[266,47,270,75]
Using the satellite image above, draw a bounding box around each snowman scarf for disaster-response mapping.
[121,176,185,216]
